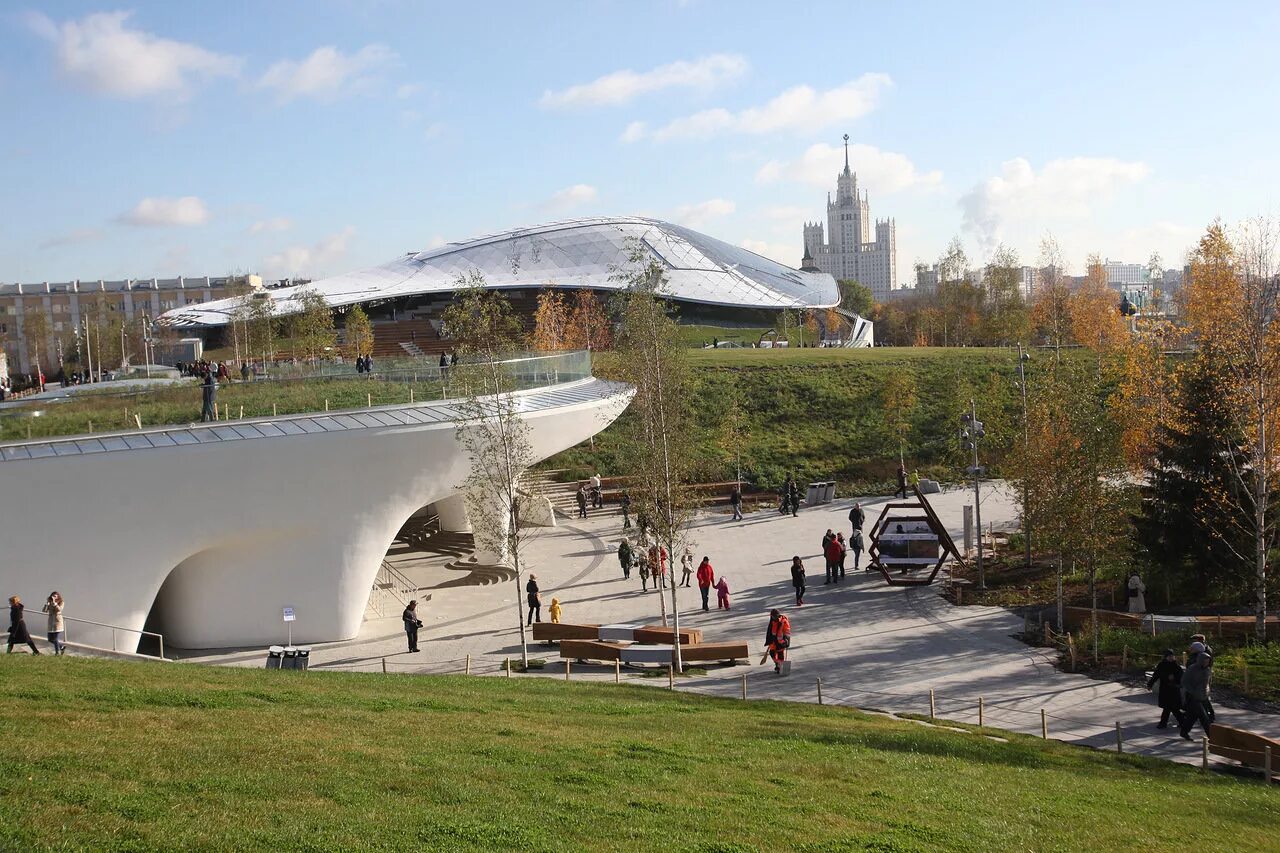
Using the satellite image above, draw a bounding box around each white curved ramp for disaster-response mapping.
[0,377,631,651]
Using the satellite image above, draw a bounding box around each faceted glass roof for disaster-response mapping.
[159,217,839,328]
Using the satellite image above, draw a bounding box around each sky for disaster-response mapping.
[3,1,1279,286]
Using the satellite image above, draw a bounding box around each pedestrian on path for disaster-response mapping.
[402,600,423,653]
[1127,572,1147,613]
[200,371,217,422]
[849,501,865,534]
[715,576,730,610]
[1179,645,1213,741]
[620,491,632,530]
[822,529,836,584]
[824,531,844,584]
[696,557,715,611]
[617,538,633,579]
[526,575,542,624]
[549,598,563,624]
[790,556,806,606]
[851,528,865,571]
[896,463,908,499]
[590,473,603,509]
[650,545,668,590]
[42,591,65,655]
[639,555,651,592]
[680,547,694,588]
[576,487,588,519]
[7,595,40,654]
[835,533,848,580]
[783,475,800,517]
[765,609,791,674]
[1147,649,1185,730]
[729,487,743,521]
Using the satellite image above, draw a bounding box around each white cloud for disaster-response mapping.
[425,235,447,250]
[755,142,942,195]
[764,206,811,221]
[395,82,423,99]
[257,44,397,103]
[263,226,356,277]
[39,227,104,249]
[960,156,1150,253]
[620,121,647,143]
[674,199,735,228]
[739,239,796,266]
[249,217,292,234]
[25,10,240,99]
[628,73,891,142]
[540,53,747,109]
[118,196,210,227]
[422,122,445,141]
[541,184,598,213]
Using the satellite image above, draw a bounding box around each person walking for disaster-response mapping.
[1179,647,1214,741]
[590,473,603,509]
[526,575,542,624]
[42,591,65,655]
[620,491,633,530]
[790,556,806,606]
[1126,572,1147,613]
[1147,649,1185,730]
[715,576,730,610]
[7,595,40,654]
[823,530,842,584]
[835,532,848,580]
[617,538,633,580]
[849,501,865,535]
[576,486,589,519]
[696,557,715,611]
[402,600,423,653]
[851,528,865,571]
[1184,638,1216,722]
[765,609,791,674]
[896,463,908,499]
[729,487,743,521]
[200,371,217,422]
[783,475,800,517]
[548,597,563,624]
[679,547,694,588]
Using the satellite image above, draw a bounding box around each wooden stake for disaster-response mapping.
[506,658,512,678]
[239,405,244,419]
[1265,745,1272,785]
[565,660,571,681]
[741,674,748,700]
[929,688,936,720]
[667,664,674,690]
[816,678,823,705]
[381,657,386,674]
[978,696,984,728]
[614,659,620,683]
[273,403,277,417]
[1202,736,1209,771]
[367,392,371,408]
[134,414,142,429]
[410,388,414,404]
[1115,722,1123,754]
[465,654,471,675]
[88,421,93,433]
[324,399,329,412]
[1041,709,1048,739]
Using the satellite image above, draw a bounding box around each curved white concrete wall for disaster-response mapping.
[0,378,631,651]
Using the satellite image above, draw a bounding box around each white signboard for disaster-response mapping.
[282,607,296,622]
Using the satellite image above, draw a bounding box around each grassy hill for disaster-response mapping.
[0,657,1274,852]
[544,347,1026,491]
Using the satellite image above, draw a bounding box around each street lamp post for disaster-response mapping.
[961,401,986,590]
[1017,343,1032,569]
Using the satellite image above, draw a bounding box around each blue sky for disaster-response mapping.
[3,1,1278,285]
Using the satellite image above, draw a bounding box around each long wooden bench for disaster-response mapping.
[633,625,703,645]
[559,639,749,666]
[677,642,750,663]
[532,623,600,642]
[1209,724,1280,779]
[559,639,624,662]
[531,622,702,644]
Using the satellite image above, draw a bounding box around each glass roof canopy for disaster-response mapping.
[159,217,840,328]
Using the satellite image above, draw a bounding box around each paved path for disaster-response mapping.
[183,484,1280,770]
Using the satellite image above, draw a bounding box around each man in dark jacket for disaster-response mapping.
[729,487,743,520]
[620,491,632,529]
[849,502,865,534]
[1146,649,1185,729]
[526,575,542,624]
[851,528,865,571]
[1179,646,1213,740]
[200,372,217,422]
[576,486,589,519]
[821,529,836,583]
[402,600,423,653]
[783,475,800,517]
[617,539,633,579]
[896,463,908,499]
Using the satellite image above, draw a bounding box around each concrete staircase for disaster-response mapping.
[521,470,580,518]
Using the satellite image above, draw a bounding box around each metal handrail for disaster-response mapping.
[63,615,166,660]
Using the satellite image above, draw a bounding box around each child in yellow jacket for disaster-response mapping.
[548,597,563,624]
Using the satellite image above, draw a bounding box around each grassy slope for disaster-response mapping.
[544,347,1024,490]
[0,658,1274,852]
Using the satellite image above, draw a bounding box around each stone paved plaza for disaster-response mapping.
[184,484,1280,769]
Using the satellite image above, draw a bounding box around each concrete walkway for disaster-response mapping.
[182,484,1280,770]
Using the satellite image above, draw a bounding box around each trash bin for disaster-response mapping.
[281,647,299,669]
[293,647,310,671]
[265,645,284,670]
[806,483,821,505]
[822,481,836,503]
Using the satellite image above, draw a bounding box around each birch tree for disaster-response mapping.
[612,241,696,670]
[442,272,536,666]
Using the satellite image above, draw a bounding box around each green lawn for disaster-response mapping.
[0,657,1274,851]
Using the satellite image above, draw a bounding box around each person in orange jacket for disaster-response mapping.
[695,556,715,611]
[765,609,791,674]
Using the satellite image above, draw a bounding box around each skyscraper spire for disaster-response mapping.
[842,133,850,175]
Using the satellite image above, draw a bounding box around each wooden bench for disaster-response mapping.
[532,623,600,642]
[1061,607,1143,631]
[1194,615,1280,642]
[677,642,750,663]
[559,639,624,662]
[633,625,703,645]
[1209,724,1280,780]
[559,639,749,666]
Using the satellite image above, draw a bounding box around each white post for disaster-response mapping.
[929,689,935,720]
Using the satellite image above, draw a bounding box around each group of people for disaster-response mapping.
[437,351,459,374]
[177,359,237,381]
[1147,636,1217,740]
[6,592,66,655]
[576,474,605,518]
[353,354,376,373]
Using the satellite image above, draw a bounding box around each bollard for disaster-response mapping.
[978,696,984,728]
[1266,745,1272,785]
[465,654,471,675]
[506,658,512,678]
[410,388,414,404]
[614,659,620,683]
[1202,737,1209,770]
[741,674,748,700]
[1041,709,1048,739]
[1116,722,1123,754]
[668,664,674,690]
[325,399,329,412]
[273,403,277,417]
[381,657,387,674]
[929,689,936,720]
[239,405,244,419]
[565,660,571,681]
[816,678,823,705]
[134,414,142,429]
[367,393,372,408]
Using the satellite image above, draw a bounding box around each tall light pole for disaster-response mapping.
[1017,343,1032,568]
[961,401,986,590]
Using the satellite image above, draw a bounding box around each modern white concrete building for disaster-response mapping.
[0,353,631,651]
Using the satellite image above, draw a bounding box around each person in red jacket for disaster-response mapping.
[824,534,846,585]
[765,609,791,674]
[695,556,715,611]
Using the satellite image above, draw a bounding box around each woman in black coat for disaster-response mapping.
[7,595,40,654]
[1147,649,1185,729]
[790,556,806,606]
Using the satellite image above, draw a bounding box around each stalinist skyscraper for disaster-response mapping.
[802,135,898,299]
